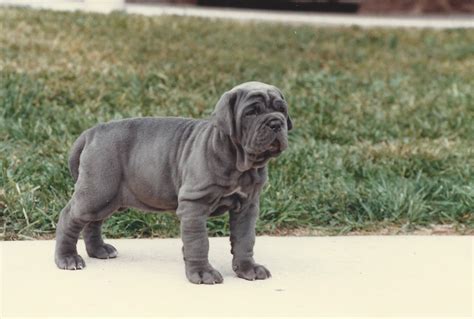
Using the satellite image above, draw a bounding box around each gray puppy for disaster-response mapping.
[55,81,292,284]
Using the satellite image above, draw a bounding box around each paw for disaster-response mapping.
[55,254,86,270]
[233,259,271,281]
[86,243,118,259]
[185,261,223,285]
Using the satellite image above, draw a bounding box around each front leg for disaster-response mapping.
[230,201,271,281]
[178,201,223,285]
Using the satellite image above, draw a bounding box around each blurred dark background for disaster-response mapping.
[126,0,474,14]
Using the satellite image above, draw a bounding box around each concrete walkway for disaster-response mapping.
[1,1,474,29]
[1,236,472,317]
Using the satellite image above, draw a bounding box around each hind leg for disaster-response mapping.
[55,173,120,270]
[55,201,87,270]
[55,197,119,270]
[56,140,122,269]
[83,220,117,259]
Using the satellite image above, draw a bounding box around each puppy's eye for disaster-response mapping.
[244,107,260,117]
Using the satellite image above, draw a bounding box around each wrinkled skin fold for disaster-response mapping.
[54,81,292,284]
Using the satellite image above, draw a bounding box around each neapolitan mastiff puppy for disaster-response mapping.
[55,81,292,284]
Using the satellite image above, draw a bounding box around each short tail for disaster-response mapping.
[68,133,86,182]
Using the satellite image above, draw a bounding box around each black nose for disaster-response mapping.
[267,119,282,132]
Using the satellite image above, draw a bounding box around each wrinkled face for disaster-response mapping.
[212,82,293,171]
[234,83,293,168]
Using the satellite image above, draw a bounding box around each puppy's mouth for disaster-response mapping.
[266,139,282,156]
[251,139,285,165]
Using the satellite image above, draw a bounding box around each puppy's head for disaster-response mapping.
[212,81,293,171]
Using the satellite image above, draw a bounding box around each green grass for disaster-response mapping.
[1,8,473,240]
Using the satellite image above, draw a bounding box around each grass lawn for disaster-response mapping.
[1,8,473,239]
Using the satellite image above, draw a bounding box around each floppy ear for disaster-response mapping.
[212,89,252,171]
[273,87,293,131]
[286,113,293,131]
[211,90,238,140]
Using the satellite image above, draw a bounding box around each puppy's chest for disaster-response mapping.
[223,170,265,201]
[224,186,248,199]
[209,186,248,217]
[209,171,266,217]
